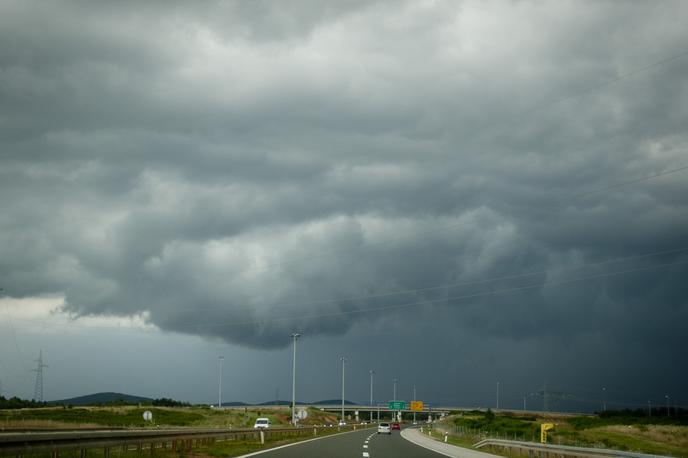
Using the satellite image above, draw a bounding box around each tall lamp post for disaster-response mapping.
[393,378,398,422]
[496,381,500,410]
[291,333,300,426]
[666,395,670,417]
[369,370,374,422]
[340,357,347,423]
[218,356,224,409]
[413,384,417,424]
[602,387,606,412]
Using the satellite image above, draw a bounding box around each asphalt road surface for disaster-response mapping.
[242,427,445,457]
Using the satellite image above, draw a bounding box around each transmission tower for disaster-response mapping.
[32,350,48,402]
[530,381,570,412]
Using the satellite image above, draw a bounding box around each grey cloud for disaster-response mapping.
[0,0,687,408]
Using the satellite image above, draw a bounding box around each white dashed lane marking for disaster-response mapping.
[363,432,374,457]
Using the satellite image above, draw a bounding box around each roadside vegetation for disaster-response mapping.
[0,396,48,409]
[431,409,688,457]
[0,400,374,457]
[0,395,191,410]
[0,403,345,430]
[8,425,371,458]
[1,404,372,458]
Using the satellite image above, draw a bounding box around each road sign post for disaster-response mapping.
[388,401,406,410]
[410,401,424,411]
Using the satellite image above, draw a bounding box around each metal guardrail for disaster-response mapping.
[474,438,671,458]
[0,424,372,457]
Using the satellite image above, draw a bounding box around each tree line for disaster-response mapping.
[0,395,191,409]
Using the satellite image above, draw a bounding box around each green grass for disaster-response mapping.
[567,414,688,429]
[0,406,204,427]
[0,404,351,433]
[435,410,688,458]
[13,437,306,458]
[551,425,688,457]
[0,405,309,429]
[450,410,540,439]
[9,422,375,458]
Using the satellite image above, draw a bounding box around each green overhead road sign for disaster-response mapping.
[388,401,406,410]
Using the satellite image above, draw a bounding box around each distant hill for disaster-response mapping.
[312,399,358,405]
[258,400,309,406]
[259,400,290,406]
[49,393,359,407]
[51,392,152,406]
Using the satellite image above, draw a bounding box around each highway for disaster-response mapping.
[241,427,445,457]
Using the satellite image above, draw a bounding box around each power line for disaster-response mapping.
[177,246,688,313]
[26,248,688,333]
[226,160,688,277]
[12,250,686,334]
[183,49,688,278]
[176,258,688,330]
[575,164,688,198]
[5,50,688,338]
[520,49,688,118]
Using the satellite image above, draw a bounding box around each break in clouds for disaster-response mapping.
[1,1,687,352]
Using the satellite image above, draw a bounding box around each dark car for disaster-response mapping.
[392,422,401,430]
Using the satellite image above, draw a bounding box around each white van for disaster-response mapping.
[253,418,270,429]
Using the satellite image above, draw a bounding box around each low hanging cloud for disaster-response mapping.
[1,0,687,351]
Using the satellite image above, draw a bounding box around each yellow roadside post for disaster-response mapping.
[540,423,555,443]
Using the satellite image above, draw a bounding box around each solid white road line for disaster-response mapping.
[236,428,369,457]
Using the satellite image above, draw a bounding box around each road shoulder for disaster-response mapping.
[401,428,501,458]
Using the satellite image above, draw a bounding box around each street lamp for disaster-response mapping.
[340,357,347,423]
[218,356,224,409]
[497,381,500,410]
[602,387,606,412]
[291,333,300,426]
[413,384,417,424]
[369,370,374,422]
[666,395,670,417]
[393,378,398,423]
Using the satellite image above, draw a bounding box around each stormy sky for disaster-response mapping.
[1,1,687,411]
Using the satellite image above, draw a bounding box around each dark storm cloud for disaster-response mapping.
[1,0,687,386]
